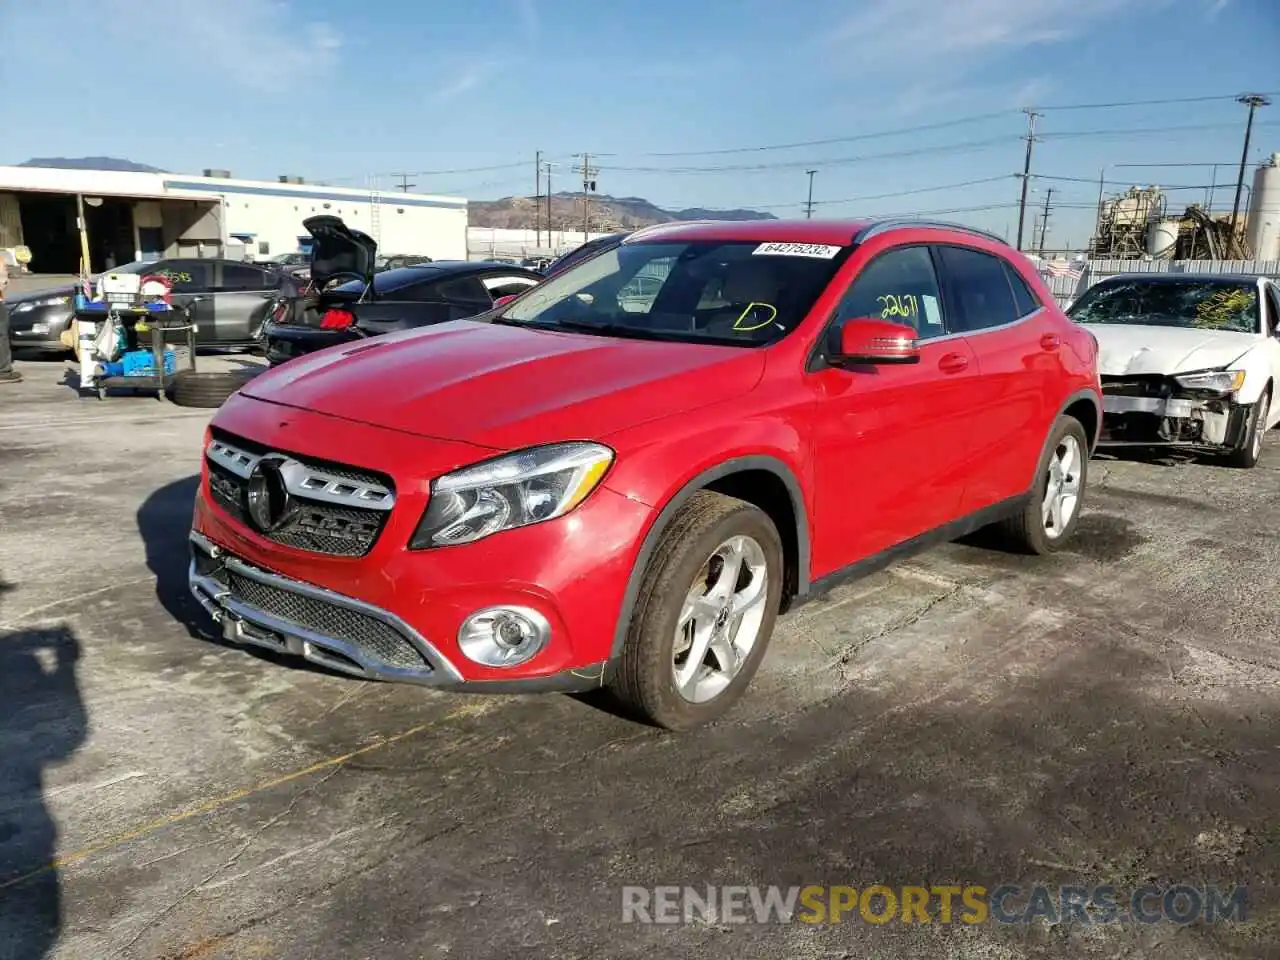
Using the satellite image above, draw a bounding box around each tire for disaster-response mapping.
[992,415,1089,555]
[1224,389,1269,469]
[609,491,784,731]
[167,369,260,408]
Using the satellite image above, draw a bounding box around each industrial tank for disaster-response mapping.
[1146,218,1180,256]
[1247,153,1280,261]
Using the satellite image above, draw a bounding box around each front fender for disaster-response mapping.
[1232,346,1274,405]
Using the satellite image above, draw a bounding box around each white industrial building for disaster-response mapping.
[0,164,467,276]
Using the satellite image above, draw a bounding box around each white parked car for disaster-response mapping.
[1066,273,1280,468]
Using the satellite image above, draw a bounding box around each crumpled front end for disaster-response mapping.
[1098,374,1249,448]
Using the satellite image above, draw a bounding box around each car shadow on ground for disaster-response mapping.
[0,579,88,960]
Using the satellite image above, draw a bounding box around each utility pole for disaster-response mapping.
[1038,186,1054,258]
[390,173,415,193]
[1015,109,1041,251]
[804,169,817,219]
[1229,93,1270,250]
[577,153,598,241]
[543,161,554,245]
[534,151,542,250]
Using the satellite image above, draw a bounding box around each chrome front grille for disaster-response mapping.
[225,571,427,670]
[205,430,395,557]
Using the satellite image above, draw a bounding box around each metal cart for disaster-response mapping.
[74,296,198,401]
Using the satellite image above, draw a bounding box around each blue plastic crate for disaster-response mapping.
[122,349,177,377]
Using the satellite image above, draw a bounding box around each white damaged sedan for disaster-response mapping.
[1067,273,1280,468]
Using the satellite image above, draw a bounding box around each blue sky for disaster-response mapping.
[2,0,1278,245]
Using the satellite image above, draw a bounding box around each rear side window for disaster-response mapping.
[436,276,492,304]
[937,246,1018,332]
[1003,262,1042,318]
[218,263,272,291]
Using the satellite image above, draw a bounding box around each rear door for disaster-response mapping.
[934,243,1060,513]
[809,243,981,573]
[209,261,283,342]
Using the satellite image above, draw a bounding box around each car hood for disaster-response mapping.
[240,320,766,449]
[1081,323,1257,376]
[6,284,77,305]
[304,215,376,292]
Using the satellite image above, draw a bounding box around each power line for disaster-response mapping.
[1039,120,1280,139]
[606,135,1020,175]
[629,110,1017,158]
[1032,91,1280,111]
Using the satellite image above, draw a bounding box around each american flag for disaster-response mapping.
[1041,260,1083,281]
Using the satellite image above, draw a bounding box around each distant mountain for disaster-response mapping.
[17,157,166,173]
[469,192,777,230]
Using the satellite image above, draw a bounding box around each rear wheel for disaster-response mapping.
[609,491,784,731]
[993,415,1089,555]
[1224,390,1269,469]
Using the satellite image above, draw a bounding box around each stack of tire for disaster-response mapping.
[167,368,264,408]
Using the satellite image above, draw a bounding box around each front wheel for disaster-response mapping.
[609,491,784,731]
[1224,390,1269,469]
[993,415,1089,555]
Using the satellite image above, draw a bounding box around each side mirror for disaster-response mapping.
[832,318,920,365]
[493,294,517,307]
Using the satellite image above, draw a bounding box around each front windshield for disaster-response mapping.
[500,239,851,346]
[1068,279,1261,334]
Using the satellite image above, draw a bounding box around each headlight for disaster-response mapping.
[11,295,70,313]
[409,442,614,548]
[1173,369,1246,392]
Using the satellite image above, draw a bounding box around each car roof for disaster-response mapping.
[1091,272,1265,285]
[624,218,875,246]
[336,260,541,294]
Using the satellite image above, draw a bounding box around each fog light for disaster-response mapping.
[457,606,550,667]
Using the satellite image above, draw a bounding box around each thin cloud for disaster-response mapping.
[827,0,1159,65]
[515,0,538,40]
[432,61,501,104]
[6,0,340,93]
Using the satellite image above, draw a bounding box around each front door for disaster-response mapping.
[808,243,981,576]
[151,259,216,337]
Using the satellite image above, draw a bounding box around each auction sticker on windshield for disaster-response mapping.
[752,242,843,259]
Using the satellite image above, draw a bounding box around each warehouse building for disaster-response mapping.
[0,164,467,275]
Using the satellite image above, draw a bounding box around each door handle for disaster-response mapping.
[938,352,969,373]
[1040,333,1061,350]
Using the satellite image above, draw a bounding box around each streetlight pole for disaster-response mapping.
[804,170,817,218]
[1229,93,1270,250]
[1015,108,1041,251]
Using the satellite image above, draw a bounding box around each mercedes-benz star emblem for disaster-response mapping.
[245,456,295,533]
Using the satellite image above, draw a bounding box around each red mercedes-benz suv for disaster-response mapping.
[189,218,1101,730]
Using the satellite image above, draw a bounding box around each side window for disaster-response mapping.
[937,245,1019,333]
[1265,283,1280,335]
[481,275,540,299]
[152,260,207,294]
[435,276,492,304]
[1002,261,1042,318]
[618,256,674,313]
[834,245,947,339]
[218,263,271,291]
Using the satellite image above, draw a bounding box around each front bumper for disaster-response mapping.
[7,306,72,351]
[1099,383,1247,448]
[189,530,611,693]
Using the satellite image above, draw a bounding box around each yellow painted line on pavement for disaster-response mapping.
[0,704,488,890]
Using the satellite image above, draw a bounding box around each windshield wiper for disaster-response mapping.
[527,318,684,341]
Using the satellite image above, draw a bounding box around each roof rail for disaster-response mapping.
[853,218,1008,247]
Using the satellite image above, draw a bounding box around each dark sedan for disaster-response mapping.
[7,258,299,353]
[263,261,543,365]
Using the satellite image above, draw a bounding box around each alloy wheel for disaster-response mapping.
[1042,434,1083,540]
[672,535,769,703]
